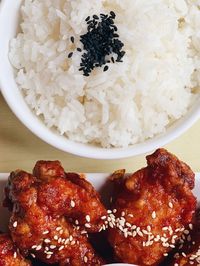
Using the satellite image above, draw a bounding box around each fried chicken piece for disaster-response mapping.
[3,161,106,265]
[168,209,200,266]
[107,148,197,266]
[33,160,107,233]
[0,233,31,266]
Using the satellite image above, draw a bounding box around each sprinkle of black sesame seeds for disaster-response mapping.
[68,52,73,59]
[78,11,125,76]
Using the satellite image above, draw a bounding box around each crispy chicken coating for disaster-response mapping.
[4,160,106,265]
[107,148,197,266]
[168,209,200,266]
[0,233,31,266]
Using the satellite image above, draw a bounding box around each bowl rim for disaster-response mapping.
[0,0,200,160]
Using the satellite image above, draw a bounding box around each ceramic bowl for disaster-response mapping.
[0,0,200,159]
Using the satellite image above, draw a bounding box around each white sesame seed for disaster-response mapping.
[162,227,169,231]
[36,245,42,251]
[124,231,128,238]
[128,214,133,217]
[69,236,73,241]
[152,211,156,219]
[31,245,37,249]
[137,230,144,237]
[75,220,79,225]
[163,253,168,257]
[107,210,112,214]
[86,215,90,222]
[184,230,190,235]
[13,252,17,259]
[102,224,106,231]
[147,225,151,232]
[85,223,91,228]
[174,263,179,266]
[59,245,64,251]
[59,229,64,235]
[13,221,18,228]
[169,202,173,208]
[84,256,88,263]
[46,254,52,259]
[113,209,117,213]
[146,241,150,247]
[182,252,186,257]
[101,216,107,220]
[142,229,149,235]
[136,227,141,234]
[56,227,62,231]
[71,240,76,245]
[126,222,131,227]
[54,235,58,240]
[109,222,114,228]
[149,241,154,246]
[132,231,137,237]
[121,211,125,217]
[58,238,62,243]
[50,245,56,249]
[31,253,36,258]
[107,217,112,222]
[44,239,51,243]
[189,224,193,230]
[65,239,69,245]
[46,251,53,255]
[110,214,115,219]
[70,200,75,208]
[43,230,49,235]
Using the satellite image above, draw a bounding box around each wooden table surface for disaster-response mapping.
[0,93,200,173]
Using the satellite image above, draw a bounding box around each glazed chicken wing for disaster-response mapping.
[107,149,197,266]
[0,233,31,266]
[4,160,106,265]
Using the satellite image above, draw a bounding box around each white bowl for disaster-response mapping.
[0,0,200,160]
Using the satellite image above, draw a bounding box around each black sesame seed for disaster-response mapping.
[85,16,90,22]
[68,52,73,58]
[111,57,115,63]
[103,65,109,72]
[77,48,82,52]
[93,15,99,20]
[70,36,74,43]
[110,11,116,19]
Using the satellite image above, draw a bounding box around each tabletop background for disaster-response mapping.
[1,93,200,173]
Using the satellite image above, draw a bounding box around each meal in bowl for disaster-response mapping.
[0,149,200,265]
[9,0,200,148]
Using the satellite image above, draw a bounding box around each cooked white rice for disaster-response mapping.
[9,0,200,147]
